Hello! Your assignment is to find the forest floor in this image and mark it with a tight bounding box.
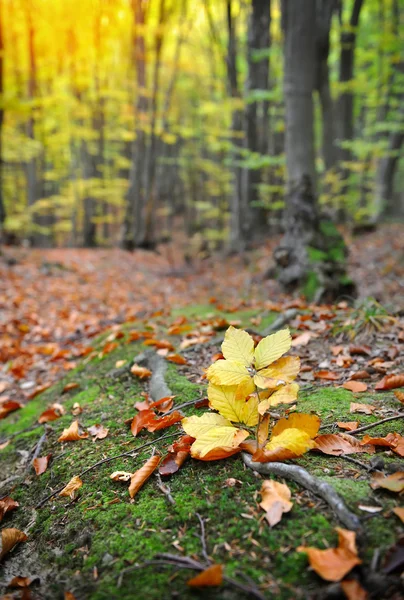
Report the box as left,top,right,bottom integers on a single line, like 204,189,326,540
0,224,403,600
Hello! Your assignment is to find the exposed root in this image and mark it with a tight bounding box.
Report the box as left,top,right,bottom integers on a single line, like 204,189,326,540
134,350,172,401
242,453,362,532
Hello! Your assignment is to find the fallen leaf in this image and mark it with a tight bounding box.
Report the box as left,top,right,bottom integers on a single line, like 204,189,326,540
0,400,22,420
59,476,83,498
375,374,404,391
87,424,109,440
0,497,19,522
291,332,312,346
370,471,404,493
143,339,174,350
394,390,404,403
350,370,370,380
342,381,368,393
298,528,361,582
349,344,371,356
337,421,359,431
313,433,374,455
38,405,64,423
58,420,88,442
159,435,194,476
0,528,27,561
149,395,175,413
63,382,79,393
314,370,339,381
129,455,160,498
130,410,154,436
130,364,152,379
115,359,127,368
360,432,404,457
392,507,404,523
32,454,52,475
146,410,184,432
349,403,375,415
7,575,35,588
259,480,293,527
340,579,368,600
110,471,133,482
165,353,188,365
187,564,223,587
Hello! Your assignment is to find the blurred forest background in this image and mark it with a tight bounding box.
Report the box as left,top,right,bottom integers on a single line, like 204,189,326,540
0,0,402,255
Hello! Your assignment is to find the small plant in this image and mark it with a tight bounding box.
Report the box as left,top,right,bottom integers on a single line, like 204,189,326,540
334,297,396,340
182,326,320,462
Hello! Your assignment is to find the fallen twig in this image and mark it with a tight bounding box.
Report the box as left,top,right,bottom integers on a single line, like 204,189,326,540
242,453,362,532
349,413,404,435
195,513,210,563
155,472,175,505
332,455,372,472
35,430,180,508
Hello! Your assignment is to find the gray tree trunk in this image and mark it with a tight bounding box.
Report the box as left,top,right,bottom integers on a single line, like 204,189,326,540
273,0,354,302
374,129,404,220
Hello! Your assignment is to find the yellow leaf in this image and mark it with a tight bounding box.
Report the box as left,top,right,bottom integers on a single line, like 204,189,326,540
235,378,255,400
254,329,292,371
253,373,282,390
258,383,299,415
59,476,83,499
258,356,300,383
206,360,249,386
265,427,315,455
182,413,233,438
272,413,320,438
208,383,258,426
190,426,249,459
221,326,254,367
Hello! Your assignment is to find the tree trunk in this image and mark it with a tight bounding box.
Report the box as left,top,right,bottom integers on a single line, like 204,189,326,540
243,0,271,238
374,129,404,220
273,0,354,302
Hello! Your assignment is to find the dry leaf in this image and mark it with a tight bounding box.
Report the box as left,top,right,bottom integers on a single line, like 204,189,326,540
129,455,160,498
291,332,312,346
59,476,83,498
0,497,19,522
349,403,375,415
349,345,371,356
165,353,187,365
8,575,35,588
314,370,339,381
130,364,152,379
87,424,109,440
38,405,64,423
159,435,194,476
340,579,368,600
342,381,368,393
0,528,27,561
360,433,404,457
187,564,223,587
146,410,184,432
393,390,404,403
337,421,359,431
370,471,404,493
110,471,133,482
0,400,22,420
32,454,52,475
259,480,293,527
375,374,404,391
148,395,175,413
63,382,79,393
298,528,361,582
130,410,154,436
58,420,89,442
314,433,374,456
392,507,404,523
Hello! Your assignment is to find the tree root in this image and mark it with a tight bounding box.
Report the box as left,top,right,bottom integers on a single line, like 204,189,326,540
242,453,362,532
134,350,172,401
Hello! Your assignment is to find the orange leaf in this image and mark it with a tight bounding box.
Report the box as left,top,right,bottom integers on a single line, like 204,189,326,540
146,411,183,432
314,370,339,381
349,403,375,415
144,339,174,350
392,507,404,523
298,528,361,582
63,382,79,393
149,395,175,413
314,433,375,456
349,345,371,356
165,353,188,365
130,410,155,436
259,480,293,527
87,424,109,440
128,455,160,498
337,421,359,431
32,454,52,475
340,579,368,600
375,374,404,391
8,575,34,588
187,564,223,587
342,381,368,393
159,435,194,476
394,390,404,403
130,364,152,379
58,420,89,442
370,471,404,493
0,528,28,561
38,405,64,423
59,475,83,498
0,497,19,522
0,400,22,420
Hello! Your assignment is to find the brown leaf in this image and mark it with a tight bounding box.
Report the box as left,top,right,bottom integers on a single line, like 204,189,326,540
62,382,79,393
337,421,359,431
59,476,83,498
87,424,109,440
291,332,312,346
298,528,361,582
38,403,65,423
0,497,19,522
187,564,223,587
375,374,404,391
394,390,404,404
110,471,133,482
130,364,152,379
130,410,155,436
0,400,22,420
128,455,160,498
313,433,375,456
342,381,368,393
370,471,404,493
349,345,371,356
143,339,174,350
0,528,27,561
148,395,175,413
340,579,368,600
58,420,89,442
392,507,404,523
259,480,293,527
165,353,188,365
32,454,52,475
159,435,194,476
146,411,183,432
350,403,375,415
314,370,339,381
8,575,35,588
350,370,370,380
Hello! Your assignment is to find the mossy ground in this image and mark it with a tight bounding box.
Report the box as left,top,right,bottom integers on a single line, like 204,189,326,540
1,307,403,600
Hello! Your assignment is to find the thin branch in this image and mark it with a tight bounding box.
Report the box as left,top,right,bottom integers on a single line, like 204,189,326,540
195,513,210,563
35,431,180,508
155,471,175,505
331,454,372,471
349,413,404,435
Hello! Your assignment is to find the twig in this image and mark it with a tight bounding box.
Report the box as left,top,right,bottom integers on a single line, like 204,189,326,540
332,455,372,472
195,513,210,563
349,413,404,435
35,431,180,508
155,472,175,505
26,427,48,473
242,453,362,532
